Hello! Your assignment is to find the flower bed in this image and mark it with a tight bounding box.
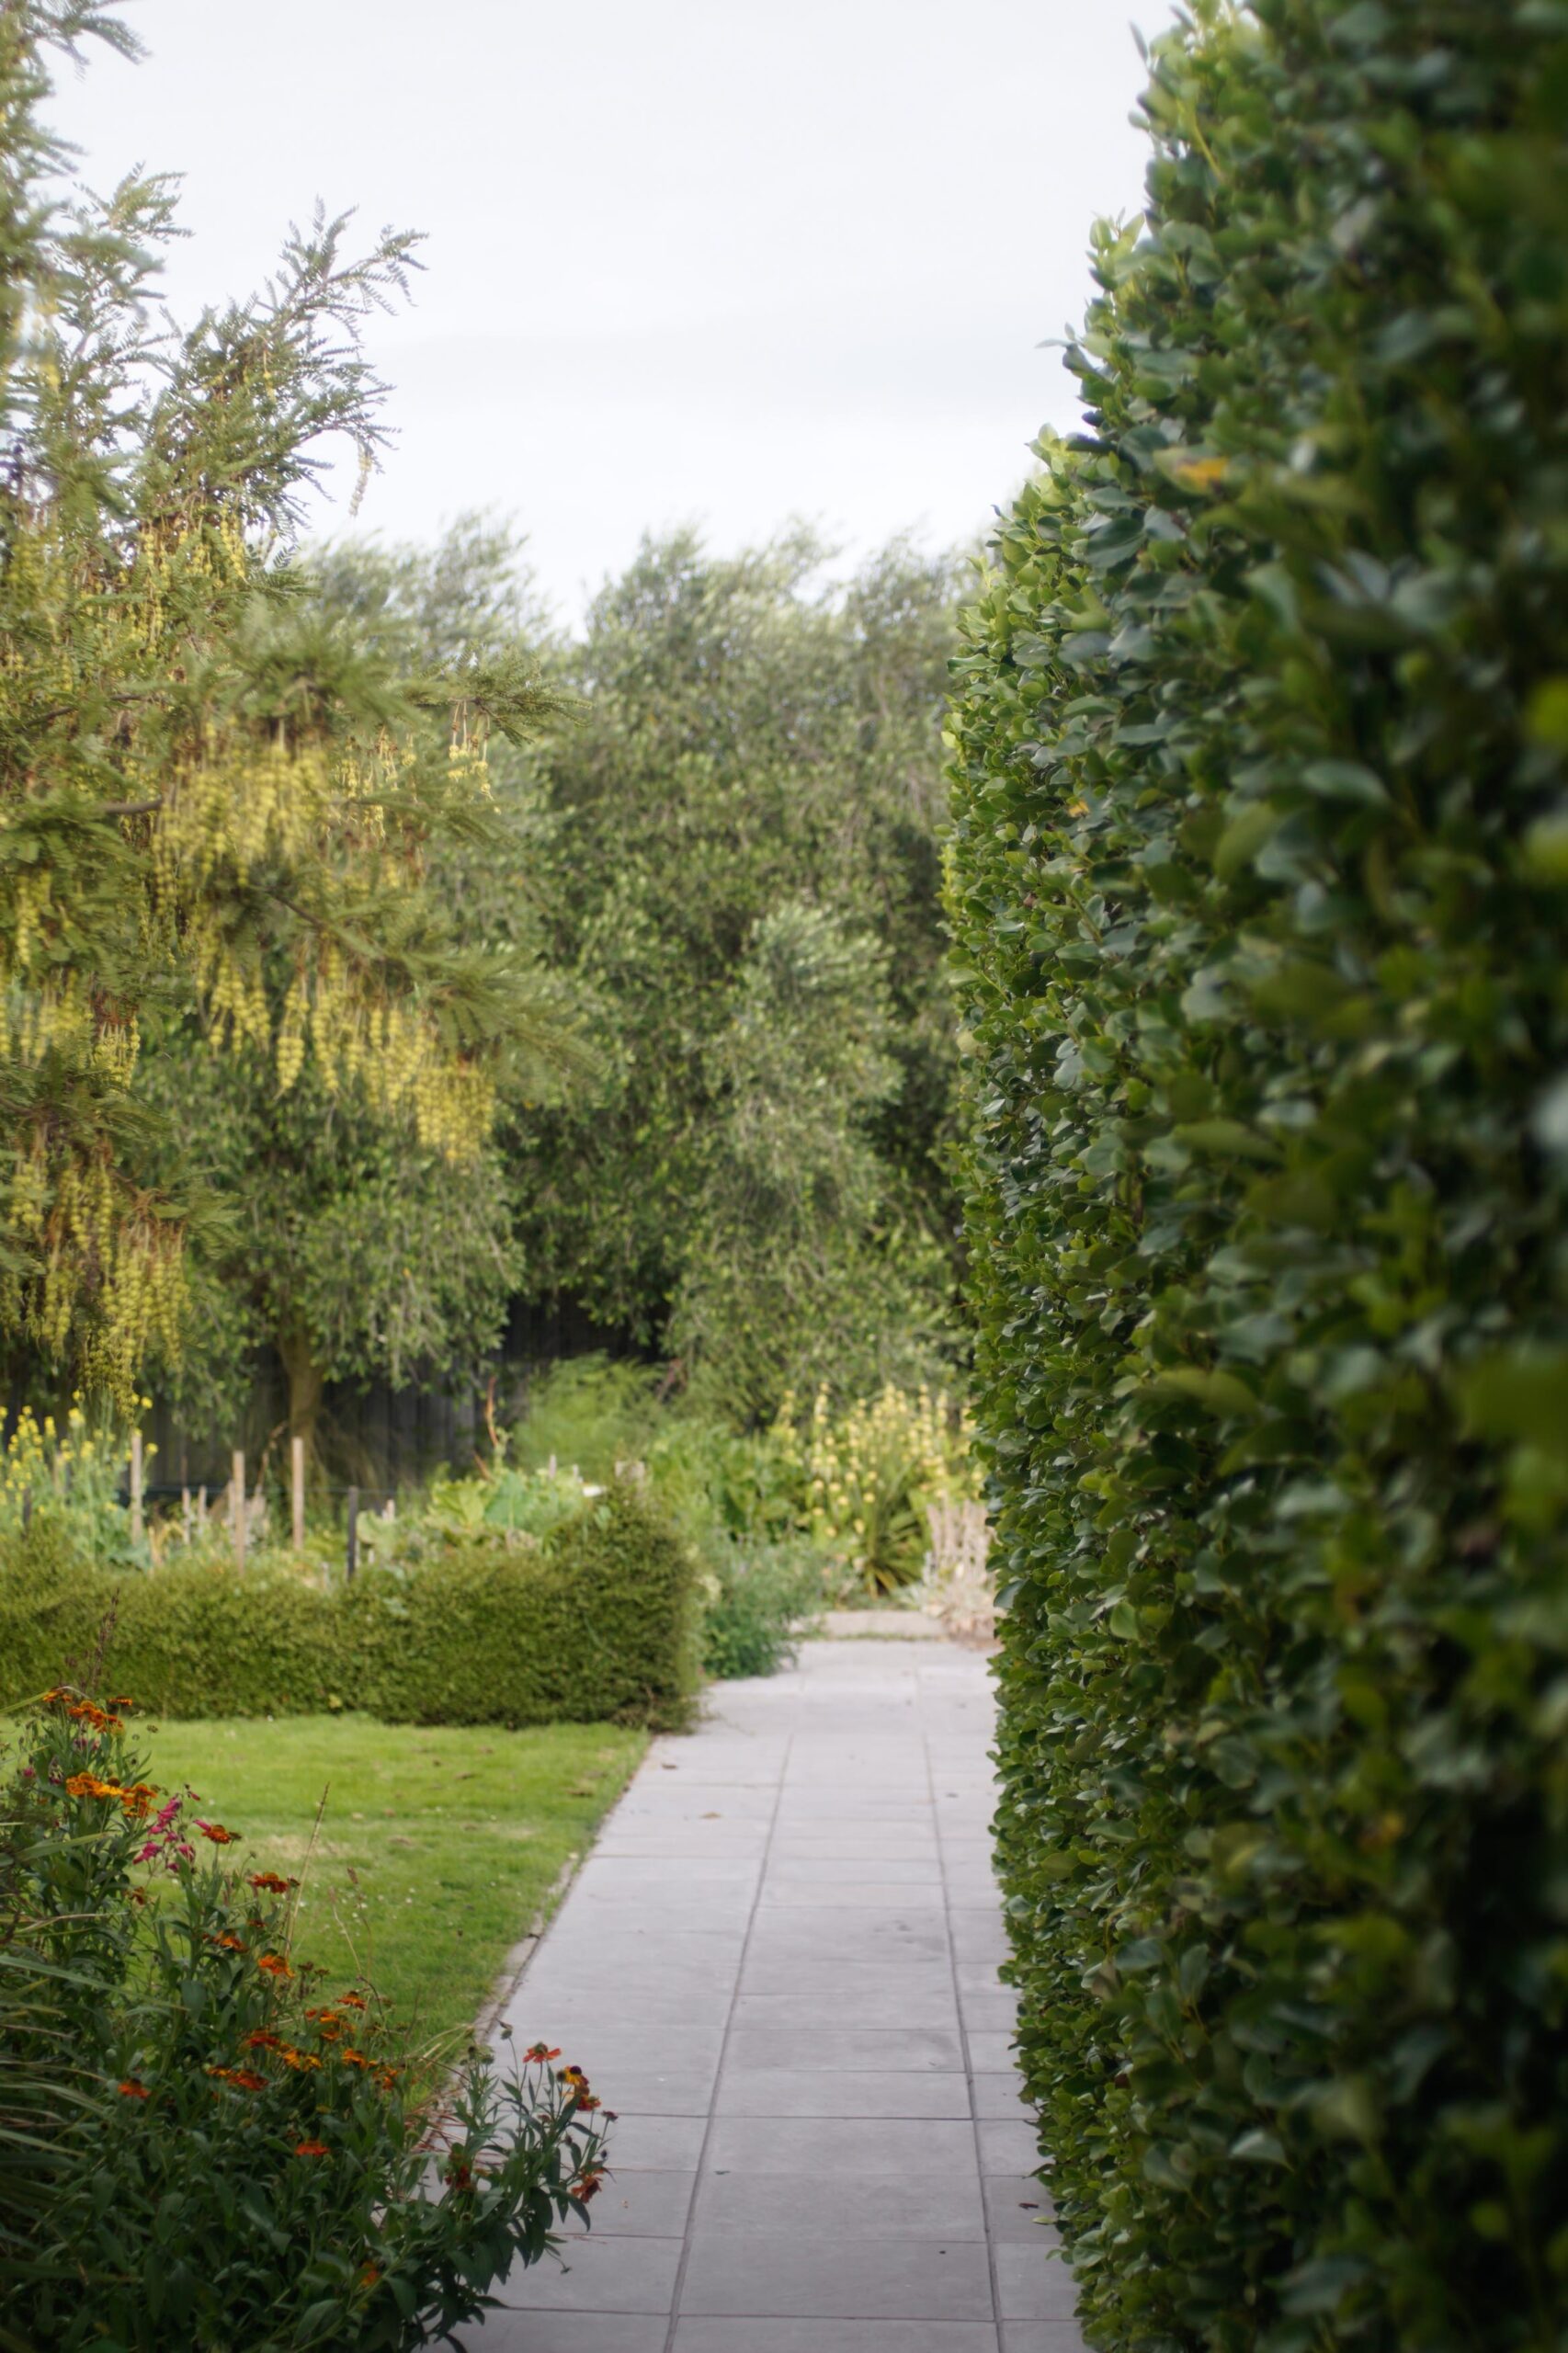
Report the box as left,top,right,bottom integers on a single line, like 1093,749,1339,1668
3,1687,610,2348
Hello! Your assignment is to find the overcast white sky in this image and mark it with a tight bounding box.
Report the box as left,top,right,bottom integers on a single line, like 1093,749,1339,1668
49,1,1171,620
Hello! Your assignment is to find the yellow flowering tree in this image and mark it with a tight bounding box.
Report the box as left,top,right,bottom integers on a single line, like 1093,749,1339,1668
0,5,574,1404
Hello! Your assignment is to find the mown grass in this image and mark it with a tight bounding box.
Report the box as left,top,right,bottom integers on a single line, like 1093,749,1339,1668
141,1715,647,2045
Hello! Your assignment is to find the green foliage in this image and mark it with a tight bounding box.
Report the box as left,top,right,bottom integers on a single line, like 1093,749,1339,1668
699,1540,821,1682
774,1382,978,1595
2,1689,609,2347
0,1482,699,1731
0,15,574,1407
510,529,963,1408
945,6,1568,2348
351,1483,701,1732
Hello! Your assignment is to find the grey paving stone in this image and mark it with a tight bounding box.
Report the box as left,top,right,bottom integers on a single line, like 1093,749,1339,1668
494,2234,681,2313
574,2065,719,2117
995,2242,1082,2322
766,1855,944,1884
707,2116,979,2177
983,2178,1060,2245
769,1834,942,1862
730,1984,960,2029
971,2072,1031,2119
560,2170,697,2238
714,2068,972,2119
725,2025,963,2073
691,2168,985,2241
1001,2328,1089,2352
454,2313,670,2351
745,1907,951,1966
679,2233,994,2320
673,2323,999,2352
736,1957,958,2002
760,1878,948,1910
508,1981,733,2028
597,2113,708,2170
978,2119,1044,2173
960,1989,1022,2033
967,2030,1021,2073
573,1856,763,1891
559,1896,756,1936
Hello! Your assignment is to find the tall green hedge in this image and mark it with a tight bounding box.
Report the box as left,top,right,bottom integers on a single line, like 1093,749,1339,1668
0,1484,699,1731
946,6,1568,2348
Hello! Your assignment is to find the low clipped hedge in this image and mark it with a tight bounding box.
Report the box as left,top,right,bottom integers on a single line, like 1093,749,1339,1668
947,5,1568,2351
0,1482,699,1731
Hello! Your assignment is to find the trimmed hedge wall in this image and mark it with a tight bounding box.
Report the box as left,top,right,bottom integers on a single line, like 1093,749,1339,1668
946,6,1568,2351
0,1483,700,1731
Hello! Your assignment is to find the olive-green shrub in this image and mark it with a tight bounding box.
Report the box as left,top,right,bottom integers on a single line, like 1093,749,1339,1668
945,6,1568,2350
350,1483,701,1729
0,1483,699,1731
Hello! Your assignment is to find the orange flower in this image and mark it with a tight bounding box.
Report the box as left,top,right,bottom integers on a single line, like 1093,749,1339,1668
444,2157,474,2192
574,2167,606,2203
293,2140,330,2158
248,1871,297,1893
205,2066,267,2092
358,2264,381,2290
119,1782,158,1821
66,1772,125,1802
210,1932,246,1954
118,2079,150,2100
196,1821,237,1845
108,1697,135,1711
558,2064,590,2096
256,1952,293,1979
340,2048,369,2069
278,2045,322,2073
375,2066,400,2092
523,2043,561,2063
337,1991,367,2010
40,1687,69,1704
242,2030,283,2052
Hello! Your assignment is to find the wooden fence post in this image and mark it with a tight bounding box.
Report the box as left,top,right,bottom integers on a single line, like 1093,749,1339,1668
130,1430,143,1546
345,1485,359,1581
232,1449,245,1571
290,1437,306,1553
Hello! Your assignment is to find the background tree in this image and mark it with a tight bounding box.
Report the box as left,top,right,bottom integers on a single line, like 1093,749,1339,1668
509,526,963,1407
142,521,575,1455
0,6,570,1407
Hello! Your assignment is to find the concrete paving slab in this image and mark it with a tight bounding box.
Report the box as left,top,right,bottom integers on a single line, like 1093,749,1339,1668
485,1637,1085,2353
713,2068,972,2119
678,2234,994,2320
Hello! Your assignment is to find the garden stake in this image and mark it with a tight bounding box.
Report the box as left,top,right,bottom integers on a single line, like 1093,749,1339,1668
346,1485,358,1581
291,1436,305,1553
232,1450,245,1571
130,1431,142,1546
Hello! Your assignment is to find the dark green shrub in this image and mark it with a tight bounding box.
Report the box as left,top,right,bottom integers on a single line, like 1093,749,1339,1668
946,6,1568,2349
352,1481,701,1731
700,1540,822,1681
0,1483,699,1732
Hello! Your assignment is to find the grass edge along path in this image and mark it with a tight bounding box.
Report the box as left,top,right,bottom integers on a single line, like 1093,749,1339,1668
142,1714,648,2047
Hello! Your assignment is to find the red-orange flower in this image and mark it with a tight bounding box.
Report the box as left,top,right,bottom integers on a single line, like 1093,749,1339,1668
574,2167,607,2203
66,1772,125,1802
340,2048,369,2068
248,1871,297,1893
119,1782,158,1821
523,2043,561,2063
256,1952,294,1979
118,2079,150,2100
210,1932,246,1953
292,2140,330,2157
108,1697,135,1711
337,1990,367,2010
358,2264,381,2290
205,2065,267,2092
242,2030,283,2052
278,2045,321,2073
195,1820,237,1845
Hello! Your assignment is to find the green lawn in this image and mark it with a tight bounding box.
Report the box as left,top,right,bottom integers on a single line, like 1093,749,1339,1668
142,1716,647,2045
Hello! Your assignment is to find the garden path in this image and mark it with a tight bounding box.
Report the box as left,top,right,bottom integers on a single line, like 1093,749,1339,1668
458,1636,1084,2353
